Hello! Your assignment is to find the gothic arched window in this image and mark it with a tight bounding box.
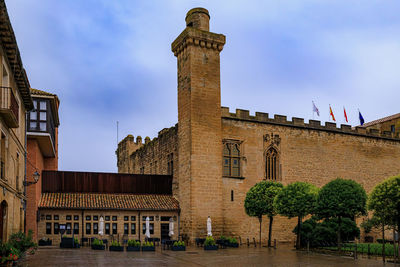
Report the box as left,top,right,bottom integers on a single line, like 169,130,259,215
266,147,279,181
223,143,241,177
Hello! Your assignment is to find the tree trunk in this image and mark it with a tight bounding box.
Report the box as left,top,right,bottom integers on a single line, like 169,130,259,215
296,216,302,250
258,216,262,247
393,227,397,263
337,216,342,251
268,216,273,247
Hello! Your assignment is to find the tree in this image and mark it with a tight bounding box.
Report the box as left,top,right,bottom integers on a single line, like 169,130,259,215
368,175,400,263
244,181,283,246
315,178,367,250
274,182,318,249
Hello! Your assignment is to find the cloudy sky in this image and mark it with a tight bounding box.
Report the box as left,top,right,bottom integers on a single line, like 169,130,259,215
6,0,400,172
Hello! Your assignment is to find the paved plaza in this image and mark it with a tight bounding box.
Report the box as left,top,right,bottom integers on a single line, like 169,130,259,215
17,245,396,267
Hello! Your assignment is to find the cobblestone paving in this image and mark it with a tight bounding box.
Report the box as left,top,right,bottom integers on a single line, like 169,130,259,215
18,245,395,267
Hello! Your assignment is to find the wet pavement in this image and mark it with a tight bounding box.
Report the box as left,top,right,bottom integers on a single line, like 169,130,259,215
19,245,397,267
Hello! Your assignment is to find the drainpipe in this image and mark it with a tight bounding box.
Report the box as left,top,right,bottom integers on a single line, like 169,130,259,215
138,211,141,241
23,111,27,233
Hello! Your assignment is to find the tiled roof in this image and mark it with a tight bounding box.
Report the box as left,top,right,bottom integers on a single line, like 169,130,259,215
39,193,180,211
30,88,57,96
361,113,400,127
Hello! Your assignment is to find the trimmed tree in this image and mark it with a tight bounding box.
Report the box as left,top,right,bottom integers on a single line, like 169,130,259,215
368,175,400,262
315,178,367,250
274,182,318,249
244,181,283,246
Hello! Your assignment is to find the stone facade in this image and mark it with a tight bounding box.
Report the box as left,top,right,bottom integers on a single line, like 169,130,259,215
117,8,400,244
38,209,178,244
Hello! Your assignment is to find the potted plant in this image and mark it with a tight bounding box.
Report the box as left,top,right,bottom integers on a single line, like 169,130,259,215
126,240,141,251
109,241,123,252
73,237,80,248
204,236,218,250
141,241,155,252
227,237,239,248
172,241,186,251
91,239,105,250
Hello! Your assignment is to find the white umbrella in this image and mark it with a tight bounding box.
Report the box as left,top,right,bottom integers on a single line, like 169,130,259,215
145,216,151,238
99,216,104,236
207,216,212,236
168,218,174,237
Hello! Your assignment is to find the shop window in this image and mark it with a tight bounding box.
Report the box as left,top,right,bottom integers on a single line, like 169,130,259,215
105,223,110,235
54,223,59,235
142,223,154,235
124,223,129,235
112,223,117,234
93,223,98,234
73,223,79,234
86,223,91,235
66,223,71,234
46,223,51,234
131,223,136,235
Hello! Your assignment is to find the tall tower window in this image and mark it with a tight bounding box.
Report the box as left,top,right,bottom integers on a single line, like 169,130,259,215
223,142,241,177
266,147,279,181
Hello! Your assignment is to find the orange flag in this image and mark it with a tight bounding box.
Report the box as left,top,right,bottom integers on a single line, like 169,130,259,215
329,105,336,121
344,107,348,123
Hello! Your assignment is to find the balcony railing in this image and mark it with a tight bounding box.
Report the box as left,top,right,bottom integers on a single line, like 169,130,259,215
0,87,19,128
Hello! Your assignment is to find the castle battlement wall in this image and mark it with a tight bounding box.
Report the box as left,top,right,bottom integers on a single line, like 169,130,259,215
221,107,400,141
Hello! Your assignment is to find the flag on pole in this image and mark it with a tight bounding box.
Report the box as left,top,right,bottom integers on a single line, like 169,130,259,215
359,110,365,125
343,107,348,123
312,101,320,116
329,105,336,122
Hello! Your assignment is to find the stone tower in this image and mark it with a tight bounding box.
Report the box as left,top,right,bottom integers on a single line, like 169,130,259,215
172,8,226,239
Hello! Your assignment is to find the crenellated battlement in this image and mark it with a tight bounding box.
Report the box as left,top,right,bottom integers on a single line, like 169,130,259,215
221,107,400,141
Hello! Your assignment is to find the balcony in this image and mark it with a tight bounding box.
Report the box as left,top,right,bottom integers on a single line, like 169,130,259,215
0,87,19,128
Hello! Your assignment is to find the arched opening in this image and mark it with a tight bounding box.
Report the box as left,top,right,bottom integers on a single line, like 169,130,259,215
0,200,7,242
266,147,279,181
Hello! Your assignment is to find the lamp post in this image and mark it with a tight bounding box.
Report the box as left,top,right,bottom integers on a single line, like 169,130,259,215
23,171,40,186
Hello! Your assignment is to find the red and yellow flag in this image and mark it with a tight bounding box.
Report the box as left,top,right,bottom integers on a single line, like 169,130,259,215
329,105,336,121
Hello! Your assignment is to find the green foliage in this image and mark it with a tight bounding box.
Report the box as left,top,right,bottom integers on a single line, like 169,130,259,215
73,237,79,245
92,239,103,246
110,241,121,247
173,241,185,247
294,217,360,247
7,230,36,254
326,243,399,257
361,216,381,233
127,239,140,247
228,237,238,244
274,182,318,218
315,178,367,219
368,175,400,227
142,241,154,247
245,181,283,218
204,236,216,246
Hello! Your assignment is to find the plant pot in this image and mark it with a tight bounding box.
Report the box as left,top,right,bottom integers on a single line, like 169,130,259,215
228,243,239,248
204,245,218,250
172,246,186,251
141,246,155,251
91,244,105,250
109,246,124,251
126,246,141,251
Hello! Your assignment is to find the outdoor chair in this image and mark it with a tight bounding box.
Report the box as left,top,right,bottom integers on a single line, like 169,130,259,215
81,237,89,247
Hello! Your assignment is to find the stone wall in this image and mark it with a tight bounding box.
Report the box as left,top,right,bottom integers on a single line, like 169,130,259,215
219,108,400,243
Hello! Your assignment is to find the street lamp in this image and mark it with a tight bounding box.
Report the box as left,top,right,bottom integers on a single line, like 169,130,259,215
24,171,40,186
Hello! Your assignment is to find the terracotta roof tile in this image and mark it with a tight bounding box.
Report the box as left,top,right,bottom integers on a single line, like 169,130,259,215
361,113,400,127
30,88,57,96
39,193,180,211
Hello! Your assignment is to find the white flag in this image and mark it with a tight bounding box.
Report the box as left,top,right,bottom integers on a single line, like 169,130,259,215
312,101,320,116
